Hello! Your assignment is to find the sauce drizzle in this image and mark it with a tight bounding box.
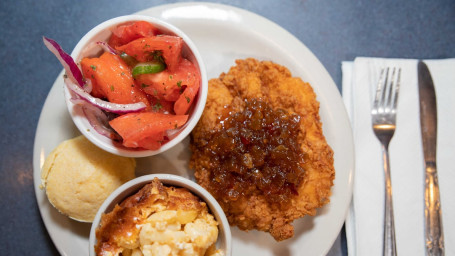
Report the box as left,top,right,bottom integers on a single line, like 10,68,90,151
195,99,305,205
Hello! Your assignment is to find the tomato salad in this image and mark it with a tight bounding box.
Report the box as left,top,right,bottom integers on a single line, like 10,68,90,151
44,21,201,150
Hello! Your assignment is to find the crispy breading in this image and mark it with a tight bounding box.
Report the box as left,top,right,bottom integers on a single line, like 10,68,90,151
190,58,335,241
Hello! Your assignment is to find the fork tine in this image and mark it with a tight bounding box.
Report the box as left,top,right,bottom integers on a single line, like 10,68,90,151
373,68,388,111
385,68,398,109
383,68,395,111
390,68,401,113
380,68,391,111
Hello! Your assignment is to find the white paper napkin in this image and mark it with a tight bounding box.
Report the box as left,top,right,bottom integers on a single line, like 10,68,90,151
342,57,455,256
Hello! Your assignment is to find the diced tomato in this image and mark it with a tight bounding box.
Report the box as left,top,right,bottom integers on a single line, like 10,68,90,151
108,21,159,48
147,95,174,114
109,112,188,150
135,134,164,150
80,52,150,107
135,58,199,103
116,36,183,71
80,58,104,98
174,84,199,115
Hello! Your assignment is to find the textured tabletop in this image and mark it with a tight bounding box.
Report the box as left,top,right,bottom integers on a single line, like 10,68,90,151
1,0,454,255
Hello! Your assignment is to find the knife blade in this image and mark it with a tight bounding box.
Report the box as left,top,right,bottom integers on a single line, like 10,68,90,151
418,61,444,256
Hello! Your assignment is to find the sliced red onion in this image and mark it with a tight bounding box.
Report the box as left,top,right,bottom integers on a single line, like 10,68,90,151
43,36,84,87
64,78,146,114
71,98,122,139
70,97,86,105
83,78,93,94
80,102,121,140
96,41,118,55
165,128,182,140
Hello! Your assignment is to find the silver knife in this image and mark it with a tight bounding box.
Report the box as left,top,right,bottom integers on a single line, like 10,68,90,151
418,61,444,256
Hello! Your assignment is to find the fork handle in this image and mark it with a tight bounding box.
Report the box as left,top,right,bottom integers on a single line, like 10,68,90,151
382,144,397,256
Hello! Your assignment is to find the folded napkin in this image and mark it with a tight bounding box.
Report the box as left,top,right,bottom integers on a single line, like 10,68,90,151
342,57,455,256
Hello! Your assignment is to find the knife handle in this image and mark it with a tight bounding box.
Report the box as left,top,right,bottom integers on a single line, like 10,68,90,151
425,163,444,256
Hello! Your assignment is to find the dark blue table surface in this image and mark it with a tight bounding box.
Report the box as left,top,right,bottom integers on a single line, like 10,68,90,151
1,0,454,255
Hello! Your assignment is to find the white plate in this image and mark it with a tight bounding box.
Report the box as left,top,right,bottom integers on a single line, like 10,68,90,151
33,2,354,255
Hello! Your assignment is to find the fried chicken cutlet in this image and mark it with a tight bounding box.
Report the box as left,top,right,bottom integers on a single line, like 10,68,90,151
189,58,335,241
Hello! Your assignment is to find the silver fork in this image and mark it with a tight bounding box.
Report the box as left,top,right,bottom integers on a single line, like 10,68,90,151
371,67,401,256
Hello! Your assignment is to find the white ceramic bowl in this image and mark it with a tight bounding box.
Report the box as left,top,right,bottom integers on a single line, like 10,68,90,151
65,15,207,157
89,174,231,256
